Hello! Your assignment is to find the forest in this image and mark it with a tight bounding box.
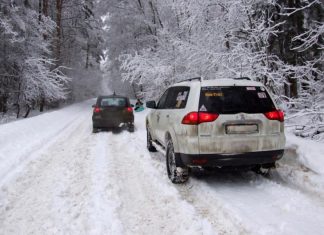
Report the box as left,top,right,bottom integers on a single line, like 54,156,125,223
0,0,323,139
0,0,104,118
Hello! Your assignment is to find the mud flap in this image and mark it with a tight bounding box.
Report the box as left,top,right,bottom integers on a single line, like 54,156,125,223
174,153,185,167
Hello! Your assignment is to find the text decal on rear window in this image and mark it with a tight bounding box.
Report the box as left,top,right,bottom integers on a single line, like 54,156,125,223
205,92,223,97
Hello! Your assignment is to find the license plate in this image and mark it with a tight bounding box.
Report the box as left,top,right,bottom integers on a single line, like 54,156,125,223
226,124,258,134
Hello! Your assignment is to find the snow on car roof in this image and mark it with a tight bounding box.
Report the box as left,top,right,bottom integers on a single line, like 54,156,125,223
176,78,263,87
201,79,263,87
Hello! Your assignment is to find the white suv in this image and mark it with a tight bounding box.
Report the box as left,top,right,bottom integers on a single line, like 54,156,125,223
146,77,285,183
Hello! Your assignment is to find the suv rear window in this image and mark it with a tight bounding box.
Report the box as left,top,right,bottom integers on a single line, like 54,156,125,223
99,98,127,107
199,86,276,114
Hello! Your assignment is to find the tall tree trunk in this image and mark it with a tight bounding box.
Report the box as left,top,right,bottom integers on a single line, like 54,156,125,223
24,0,30,7
0,95,8,113
24,105,31,118
16,82,21,118
85,42,90,69
38,0,42,22
43,0,48,16
39,96,45,112
39,0,49,112
55,0,63,67
42,0,48,43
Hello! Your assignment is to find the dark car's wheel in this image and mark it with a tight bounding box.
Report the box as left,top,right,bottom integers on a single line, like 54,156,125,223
146,126,157,152
128,123,135,132
92,127,99,133
166,139,189,184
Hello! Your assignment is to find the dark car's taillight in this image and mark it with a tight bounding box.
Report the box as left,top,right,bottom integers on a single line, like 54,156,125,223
126,107,133,112
182,112,219,125
264,110,284,122
94,107,101,113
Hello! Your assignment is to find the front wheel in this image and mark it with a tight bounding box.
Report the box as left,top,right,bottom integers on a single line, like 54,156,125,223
166,139,189,184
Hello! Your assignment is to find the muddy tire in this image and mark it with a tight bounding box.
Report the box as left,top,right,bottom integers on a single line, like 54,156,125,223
252,163,275,176
128,123,135,133
166,139,189,184
146,127,157,152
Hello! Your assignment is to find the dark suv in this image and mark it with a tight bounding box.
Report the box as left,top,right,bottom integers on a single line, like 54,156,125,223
92,94,134,133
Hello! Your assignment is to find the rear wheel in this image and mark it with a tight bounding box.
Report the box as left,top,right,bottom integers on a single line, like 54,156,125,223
166,139,189,184
252,163,275,176
146,127,157,152
128,123,135,132
92,127,99,133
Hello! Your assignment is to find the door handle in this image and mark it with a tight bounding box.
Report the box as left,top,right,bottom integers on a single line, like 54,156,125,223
166,115,169,118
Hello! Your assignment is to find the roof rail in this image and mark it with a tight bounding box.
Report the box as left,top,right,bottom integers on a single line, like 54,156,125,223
177,77,201,83
234,77,251,81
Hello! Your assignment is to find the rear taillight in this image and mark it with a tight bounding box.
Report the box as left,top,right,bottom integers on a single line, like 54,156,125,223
94,107,101,113
199,112,219,123
182,112,199,125
264,110,284,122
126,107,133,112
182,112,219,125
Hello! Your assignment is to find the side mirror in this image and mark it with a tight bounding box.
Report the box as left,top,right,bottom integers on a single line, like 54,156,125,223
131,104,134,107
92,104,96,108
146,101,156,109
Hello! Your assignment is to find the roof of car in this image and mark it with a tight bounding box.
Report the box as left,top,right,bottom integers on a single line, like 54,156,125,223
175,78,264,87
98,94,129,99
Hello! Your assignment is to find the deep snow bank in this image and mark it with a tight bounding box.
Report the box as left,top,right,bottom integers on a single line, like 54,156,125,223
285,133,324,175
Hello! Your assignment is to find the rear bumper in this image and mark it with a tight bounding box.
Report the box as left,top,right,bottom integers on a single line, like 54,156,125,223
175,150,284,167
92,117,134,128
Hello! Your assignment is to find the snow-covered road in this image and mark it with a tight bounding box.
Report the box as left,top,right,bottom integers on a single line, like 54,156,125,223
1,100,324,235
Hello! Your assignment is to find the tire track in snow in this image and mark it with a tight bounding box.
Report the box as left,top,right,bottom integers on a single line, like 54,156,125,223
87,132,124,234
147,141,324,234
176,170,324,235
104,130,216,235
148,151,250,235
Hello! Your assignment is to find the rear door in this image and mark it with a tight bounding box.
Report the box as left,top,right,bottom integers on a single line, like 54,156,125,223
158,86,190,146
100,97,128,126
150,89,169,142
198,86,282,154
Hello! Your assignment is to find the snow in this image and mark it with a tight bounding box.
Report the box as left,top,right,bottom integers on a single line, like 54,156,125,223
285,133,324,175
1,100,324,234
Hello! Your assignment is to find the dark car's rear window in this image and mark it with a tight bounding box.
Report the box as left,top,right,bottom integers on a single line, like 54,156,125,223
99,97,127,107
199,86,276,114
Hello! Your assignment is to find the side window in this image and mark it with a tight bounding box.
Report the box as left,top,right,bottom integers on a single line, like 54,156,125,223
164,86,190,109
157,89,169,109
